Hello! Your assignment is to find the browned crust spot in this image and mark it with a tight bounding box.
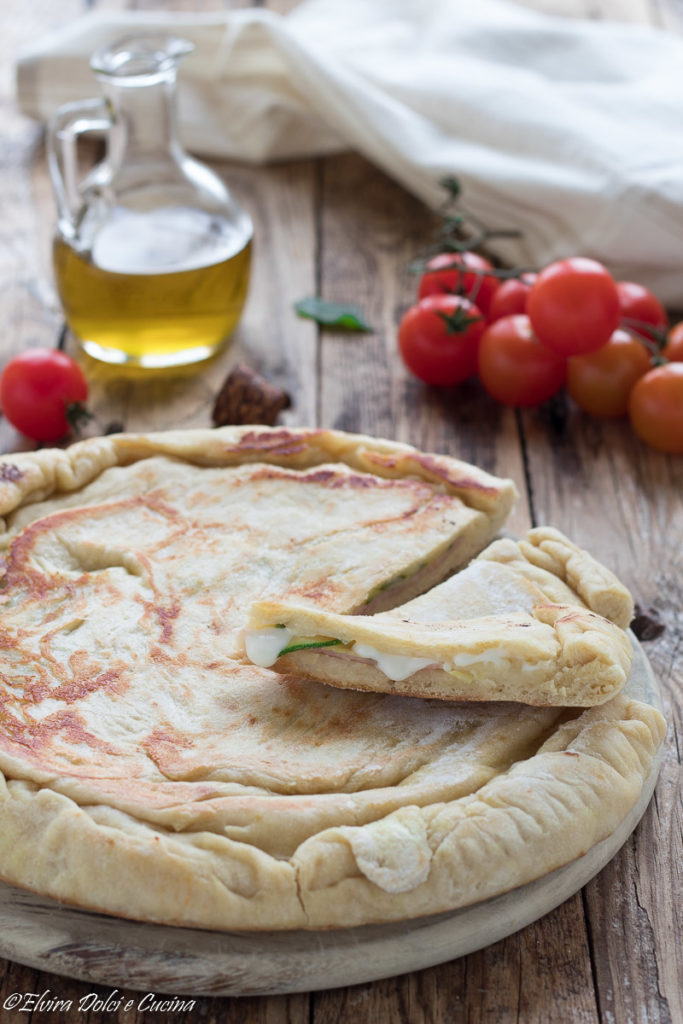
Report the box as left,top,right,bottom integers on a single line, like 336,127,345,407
226,429,324,457
365,451,500,496
0,464,25,483
246,465,422,492
0,705,117,758
142,726,194,770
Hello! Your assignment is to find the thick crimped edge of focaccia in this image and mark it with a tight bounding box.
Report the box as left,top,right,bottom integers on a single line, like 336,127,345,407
244,528,634,707
493,527,633,630
0,693,665,929
0,426,516,531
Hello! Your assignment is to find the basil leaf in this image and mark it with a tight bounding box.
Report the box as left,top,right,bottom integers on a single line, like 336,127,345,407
279,639,343,655
294,297,373,332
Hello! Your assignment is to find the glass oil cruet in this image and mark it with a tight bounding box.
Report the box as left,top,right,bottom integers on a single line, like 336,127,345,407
47,35,253,369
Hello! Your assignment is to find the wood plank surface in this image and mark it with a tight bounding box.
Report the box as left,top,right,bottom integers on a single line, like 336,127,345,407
0,0,680,1021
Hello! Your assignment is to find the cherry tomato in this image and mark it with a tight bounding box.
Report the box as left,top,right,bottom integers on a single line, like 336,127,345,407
567,329,652,419
478,315,567,407
628,363,683,454
527,257,620,357
616,281,667,341
662,321,683,363
0,348,89,442
398,294,485,386
417,251,500,317
487,273,537,323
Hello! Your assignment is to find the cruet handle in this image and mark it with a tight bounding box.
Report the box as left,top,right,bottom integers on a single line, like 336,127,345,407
47,97,114,233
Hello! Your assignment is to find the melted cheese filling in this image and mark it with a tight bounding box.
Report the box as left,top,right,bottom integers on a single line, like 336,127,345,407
448,646,510,668
352,643,435,681
245,628,514,683
244,627,292,667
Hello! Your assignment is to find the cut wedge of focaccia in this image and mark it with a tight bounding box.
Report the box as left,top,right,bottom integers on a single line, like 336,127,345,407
244,528,634,707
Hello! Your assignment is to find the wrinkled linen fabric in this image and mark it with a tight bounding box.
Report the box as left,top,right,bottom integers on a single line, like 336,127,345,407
16,0,683,301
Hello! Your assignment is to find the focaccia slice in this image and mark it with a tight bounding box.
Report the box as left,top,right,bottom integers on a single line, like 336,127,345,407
244,528,634,707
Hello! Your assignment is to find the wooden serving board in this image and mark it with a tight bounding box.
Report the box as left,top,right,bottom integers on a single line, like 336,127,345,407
0,636,663,998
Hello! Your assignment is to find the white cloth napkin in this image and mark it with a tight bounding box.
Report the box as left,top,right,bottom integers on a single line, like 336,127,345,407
16,0,683,304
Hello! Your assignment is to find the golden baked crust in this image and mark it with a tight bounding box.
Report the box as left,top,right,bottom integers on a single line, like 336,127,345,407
245,529,634,706
0,427,665,930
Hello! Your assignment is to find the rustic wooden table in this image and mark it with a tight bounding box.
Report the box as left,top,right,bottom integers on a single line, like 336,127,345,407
0,0,680,1021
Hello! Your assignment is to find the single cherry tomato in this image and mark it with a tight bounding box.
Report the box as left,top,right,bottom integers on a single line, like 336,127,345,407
398,294,485,386
662,321,683,362
478,314,567,407
567,329,652,419
417,251,501,317
0,348,89,442
616,281,668,342
527,257,620,357
628,363,683,454
487,273,537,323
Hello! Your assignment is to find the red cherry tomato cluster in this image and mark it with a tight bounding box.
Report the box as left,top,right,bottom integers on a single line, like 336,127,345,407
398,252,683,454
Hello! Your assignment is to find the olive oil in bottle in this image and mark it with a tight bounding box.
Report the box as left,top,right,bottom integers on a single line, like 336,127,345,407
53,206,252,367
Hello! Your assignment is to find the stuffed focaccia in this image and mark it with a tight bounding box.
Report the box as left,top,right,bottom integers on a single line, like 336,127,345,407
244,528,634,707
0,427,665,932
